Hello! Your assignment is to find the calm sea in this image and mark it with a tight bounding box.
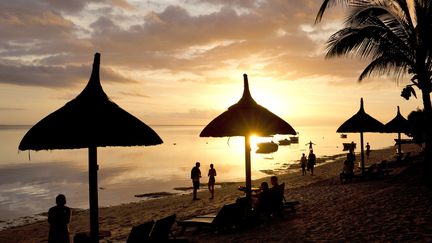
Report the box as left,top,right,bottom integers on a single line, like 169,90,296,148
0,124,403,222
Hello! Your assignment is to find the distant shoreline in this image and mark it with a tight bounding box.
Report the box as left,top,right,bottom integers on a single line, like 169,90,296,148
0,124,207,128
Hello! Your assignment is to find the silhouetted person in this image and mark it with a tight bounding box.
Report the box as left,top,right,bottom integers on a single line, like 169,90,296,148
347,148,356,168
300,153,307,176
366,142,371,159
306,141,316,151
48,194,71,243
191,162,201,200
341,149,356,183
350,141,356,151
253,182,271,216
269,176,283,216
208,163,217,199
307,150,316,175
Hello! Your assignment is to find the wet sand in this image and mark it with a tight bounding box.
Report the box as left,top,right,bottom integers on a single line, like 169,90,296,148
1,144,430,242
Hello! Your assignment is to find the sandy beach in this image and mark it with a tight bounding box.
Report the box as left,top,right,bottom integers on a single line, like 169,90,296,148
0,144,430,242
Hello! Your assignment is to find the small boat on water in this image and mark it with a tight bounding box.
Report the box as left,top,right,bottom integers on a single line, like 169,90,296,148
342,142,356,151
278,138,291,146
290,133,299,144
256,142,278,154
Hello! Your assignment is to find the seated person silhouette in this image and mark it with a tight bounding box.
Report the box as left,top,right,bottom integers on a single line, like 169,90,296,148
48,194,71,243
269,176,284,217
340,149,355,183
253,182,272,217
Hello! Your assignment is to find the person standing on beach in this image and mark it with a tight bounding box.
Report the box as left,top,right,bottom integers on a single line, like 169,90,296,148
48,194,71,243
300,153,307,176
191,162,201,200
308,150,316,176
366,142,371,159
208,164,217,199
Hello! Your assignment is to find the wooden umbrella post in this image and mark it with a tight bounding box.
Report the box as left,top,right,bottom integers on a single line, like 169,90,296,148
89,146,99,242
398,132,402,159
245,135,252,201
360,132,365,176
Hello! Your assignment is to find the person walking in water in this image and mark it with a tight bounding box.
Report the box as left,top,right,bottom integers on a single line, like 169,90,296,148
208,163,217,199
300,153,307,176
191,162,201,200
48,194,71,243
306,141,316,151
307,150,317,176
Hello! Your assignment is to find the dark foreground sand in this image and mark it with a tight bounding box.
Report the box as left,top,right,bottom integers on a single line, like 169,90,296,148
1,144,430,242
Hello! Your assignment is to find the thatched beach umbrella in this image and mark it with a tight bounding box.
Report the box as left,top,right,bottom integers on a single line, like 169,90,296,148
337,98,384,175
19,53,163,242
384,106,408,158
200,74,296,200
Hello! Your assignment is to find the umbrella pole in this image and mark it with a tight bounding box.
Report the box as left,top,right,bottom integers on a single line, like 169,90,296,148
89,146,99,242
245,135,252,201
398,132,402,160
360,132,365,176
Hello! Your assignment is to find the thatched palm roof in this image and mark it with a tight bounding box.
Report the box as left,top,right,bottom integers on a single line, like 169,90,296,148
337,98,384,133
19,53,162,150
200,74,296,137
384,106,408,133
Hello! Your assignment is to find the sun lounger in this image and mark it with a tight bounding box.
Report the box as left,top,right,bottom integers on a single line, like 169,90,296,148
177,203,241,232
127,220,154,243
279,183,300,213
395,152,412,165
127,215,188,242
149,214,177,241
195,213,217,218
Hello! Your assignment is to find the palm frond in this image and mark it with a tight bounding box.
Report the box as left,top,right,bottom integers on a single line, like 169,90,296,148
325,25,398,59
391,0,415,29
358,55,410,81
315,0,352,23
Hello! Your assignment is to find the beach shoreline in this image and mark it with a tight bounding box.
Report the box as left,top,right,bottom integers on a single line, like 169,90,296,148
0,144,427,242
0,149,348,232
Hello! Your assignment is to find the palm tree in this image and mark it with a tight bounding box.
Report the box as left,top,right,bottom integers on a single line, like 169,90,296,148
315,0,432,181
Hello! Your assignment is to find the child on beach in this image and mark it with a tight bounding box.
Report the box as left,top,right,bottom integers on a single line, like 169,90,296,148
191,162,201,200
208,164,217,199
300,153,307,176
48,194,71,243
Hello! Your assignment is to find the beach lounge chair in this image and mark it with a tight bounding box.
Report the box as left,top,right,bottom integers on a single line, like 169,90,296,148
177,203,241,232
127,215,188,242
149,214,178,242
278,183,300,213
396,152,412,165
126,220,154,243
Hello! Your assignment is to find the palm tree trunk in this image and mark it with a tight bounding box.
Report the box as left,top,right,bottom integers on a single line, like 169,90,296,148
421,88,432,185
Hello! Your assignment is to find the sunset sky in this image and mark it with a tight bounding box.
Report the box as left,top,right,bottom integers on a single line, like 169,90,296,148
0,0,423,126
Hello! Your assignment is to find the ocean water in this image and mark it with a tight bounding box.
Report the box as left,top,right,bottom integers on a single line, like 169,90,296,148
0,125,404,222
